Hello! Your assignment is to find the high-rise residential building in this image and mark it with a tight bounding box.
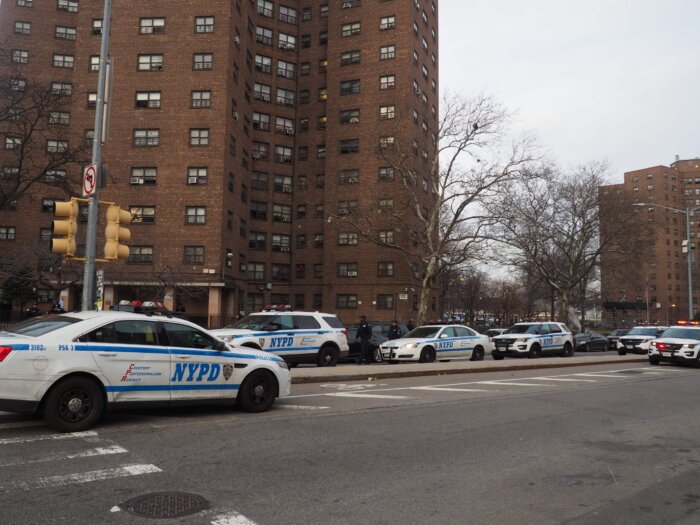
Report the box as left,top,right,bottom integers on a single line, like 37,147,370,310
0,0,440,326
599,158,700,327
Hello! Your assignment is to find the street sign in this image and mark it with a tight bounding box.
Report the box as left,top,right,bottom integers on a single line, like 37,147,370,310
82,164,97,196
399,293,408,300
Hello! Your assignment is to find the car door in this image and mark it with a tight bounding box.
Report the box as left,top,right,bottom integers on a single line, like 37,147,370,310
453,326,474,358
291,314,323,359
80,320,170,403
436,327,458,357
263,314,297,357
546,324,564,353
163,322,225,401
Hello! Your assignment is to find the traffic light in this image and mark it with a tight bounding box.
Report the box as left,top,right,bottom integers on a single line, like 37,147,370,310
104,204,131,260
50,199,79,256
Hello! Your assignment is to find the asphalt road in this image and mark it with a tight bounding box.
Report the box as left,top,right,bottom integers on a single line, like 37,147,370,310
1,362,699,524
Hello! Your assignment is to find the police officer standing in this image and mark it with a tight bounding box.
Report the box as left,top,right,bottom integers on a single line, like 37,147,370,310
388,320,402,340
357,315,372,364
406,319,415,332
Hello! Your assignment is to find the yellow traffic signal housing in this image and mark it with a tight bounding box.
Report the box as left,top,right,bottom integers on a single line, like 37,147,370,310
104,204,131,260
50,200,79,256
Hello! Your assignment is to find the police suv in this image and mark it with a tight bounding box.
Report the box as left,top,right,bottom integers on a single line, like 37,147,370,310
648,321,700,367
0,311,291,432
211,308,349,367
491,322,575,359
617,325,667,355
379,324,490,363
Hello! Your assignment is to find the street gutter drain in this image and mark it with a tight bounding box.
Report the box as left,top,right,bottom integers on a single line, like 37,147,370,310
122,492,209,519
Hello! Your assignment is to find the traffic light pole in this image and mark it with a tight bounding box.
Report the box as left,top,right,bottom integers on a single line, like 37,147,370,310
81,0,112,311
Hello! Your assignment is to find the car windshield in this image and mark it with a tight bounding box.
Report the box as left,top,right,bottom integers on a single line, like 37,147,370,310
627,327,658,336
575,333,591,340
225,314,278,330
3,315,81,337
661,328,700,340
610,329,628,336
504,324,541,335
405,326,441,338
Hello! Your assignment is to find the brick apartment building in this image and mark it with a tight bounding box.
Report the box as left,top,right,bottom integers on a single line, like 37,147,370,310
0,0,440,326
600,158,700,327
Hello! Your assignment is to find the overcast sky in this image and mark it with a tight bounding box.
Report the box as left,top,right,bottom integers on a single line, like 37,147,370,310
439,0,700,182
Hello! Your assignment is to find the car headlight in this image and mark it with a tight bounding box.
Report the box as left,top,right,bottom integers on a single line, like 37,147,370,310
277,360,289,370
401,343,418,349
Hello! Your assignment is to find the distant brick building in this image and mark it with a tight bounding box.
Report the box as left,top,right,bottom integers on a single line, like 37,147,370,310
599,158,700,327
0,0,440,326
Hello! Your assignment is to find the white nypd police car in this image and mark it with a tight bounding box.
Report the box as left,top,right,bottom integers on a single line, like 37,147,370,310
648,322,700,367
0,311,291,432
211,309,349,367
379,324,490,363
491,322,575,359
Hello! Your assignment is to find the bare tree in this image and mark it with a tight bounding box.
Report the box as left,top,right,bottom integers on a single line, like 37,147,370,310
0,45,88,209
492,162,642,326
335,93,541,323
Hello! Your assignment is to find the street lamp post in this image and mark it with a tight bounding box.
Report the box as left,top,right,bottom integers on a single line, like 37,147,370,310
633,202,700,320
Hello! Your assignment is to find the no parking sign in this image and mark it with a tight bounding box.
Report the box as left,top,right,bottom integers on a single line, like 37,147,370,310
82,164,97,196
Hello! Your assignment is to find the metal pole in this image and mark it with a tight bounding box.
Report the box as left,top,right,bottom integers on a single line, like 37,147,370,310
81,0,112,311
687,208,694,319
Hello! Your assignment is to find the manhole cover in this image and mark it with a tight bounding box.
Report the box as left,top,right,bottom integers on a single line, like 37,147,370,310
122,492,209,519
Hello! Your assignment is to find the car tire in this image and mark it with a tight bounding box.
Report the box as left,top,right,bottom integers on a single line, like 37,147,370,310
419,346,436,363
236,370,277,412
317,345,339,367
471,346,485,361
373,348,383,363
561,343,574,358
649,356,660,365
618,350,627,356
528,345,542,359
584,343,590,352
493,354,505,360
43,376,105,433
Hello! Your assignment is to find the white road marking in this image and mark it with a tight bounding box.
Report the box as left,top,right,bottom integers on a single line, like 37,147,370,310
0,445,128,468
278,404,330,410
528,377,597,382
574,373,626,378
0,421,46,430
410,386,495,392
211,512,259,525
0,431,98,446
325,393,411,400
110,506,121,513
0,463,161,492
477,381,555,387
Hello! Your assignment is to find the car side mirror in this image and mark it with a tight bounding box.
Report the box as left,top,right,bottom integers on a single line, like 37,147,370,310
214,340,227,351
440,334,449,339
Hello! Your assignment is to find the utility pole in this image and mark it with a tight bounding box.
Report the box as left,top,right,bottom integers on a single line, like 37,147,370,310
81,0,112,311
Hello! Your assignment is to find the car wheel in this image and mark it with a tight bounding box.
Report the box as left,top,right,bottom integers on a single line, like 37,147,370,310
237,370,277,412
373,348,383,363
43,376,104,433
561,343,574,358
471,346,485,361
528,345,542,359
317,345,339,367
419,346,436,363
649,356,660,365
618,350,627,356
493,354,505,360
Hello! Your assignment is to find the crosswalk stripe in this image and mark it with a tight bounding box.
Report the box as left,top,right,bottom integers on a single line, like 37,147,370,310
278,404,330,410
0,445,128,468
574,373,625,378
410,386,494,392
325,393,411,399
529,377,597,382
477,381,555,387
0,431,98,446
211,511,259,525
0,463,161,493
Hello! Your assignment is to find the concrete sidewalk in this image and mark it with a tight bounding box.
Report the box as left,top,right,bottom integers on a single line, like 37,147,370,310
290,354,648,384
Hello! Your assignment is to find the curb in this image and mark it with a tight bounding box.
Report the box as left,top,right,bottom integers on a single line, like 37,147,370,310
290,357,648,384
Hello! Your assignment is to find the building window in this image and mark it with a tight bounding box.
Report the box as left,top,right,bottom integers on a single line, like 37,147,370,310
339,140,359,154
276,88,295,106
57,0,78,12
140,17,165,34
14,21,31,35
338,200,358,215
378,198,394,212
92,19,102,35
341,22,361,37
16,0,33,6
189,128,210,146
55,26,76,40
378,262,394,277
130,167,157,185
337,263,358,277
88,55,100,72
319,31,328,44
279,5,297,24
195,16,214,33
271,234,291,252
379,230,394,244
274,174,293,192
275,145,294,164
256,26,273,45
248,262,265,280
379,166,394,181
135,91,161,108
46,140,68,153
253,82,271,102
380,45,395,60
133,129,159,147
185,207,206,225
340,109,360,124
379,105,395,120
128,246,154,264
191,90,211,108
272,204,292,222
0,227,16,241
302,7,312,20
380,15,396,30
338,232,358,245
10,78,26,92
87,92,97,109
193,53,213,70
249,232,266,250
250,201,268,220
5,136,21,150
276,116,294,134
379,136,395,149
48,111,70,125
256,0,273,17
138,54,163,71
380,74,395,90
255,54,272,73
187,167,208,185
279,33,296,50
340,79,360,95
130,206,155,224
340,50,361,66
251,171,268,190
52,54,74,68
377,294,394,309
184,246,204,264
51,81,72,95
336,294,358,309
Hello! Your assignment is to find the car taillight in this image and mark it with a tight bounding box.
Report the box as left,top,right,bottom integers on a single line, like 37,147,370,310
341,329,348,337
0,346,12,362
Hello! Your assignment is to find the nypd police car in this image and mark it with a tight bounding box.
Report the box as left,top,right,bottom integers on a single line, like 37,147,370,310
491,322,574,359
211,309,349,367
617,325,667,355
379,324,490,363
0,311,291,432
648,321,700,367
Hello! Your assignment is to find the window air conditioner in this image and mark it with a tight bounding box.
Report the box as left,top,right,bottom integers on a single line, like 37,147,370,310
129,177,142,184
348,177,358,183
347,271,357,277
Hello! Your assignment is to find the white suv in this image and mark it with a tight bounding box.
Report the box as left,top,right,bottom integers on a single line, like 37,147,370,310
648,323,700,367
211,310,349,367
617,325,667,355
492,322,574,359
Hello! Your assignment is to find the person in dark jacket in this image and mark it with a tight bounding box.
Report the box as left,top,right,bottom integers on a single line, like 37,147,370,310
356,315,372,364
406,319,416,332
388,320,402,340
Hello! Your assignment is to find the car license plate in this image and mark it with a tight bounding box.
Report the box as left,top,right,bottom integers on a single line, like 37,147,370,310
626,345,633,349
661,351,672,355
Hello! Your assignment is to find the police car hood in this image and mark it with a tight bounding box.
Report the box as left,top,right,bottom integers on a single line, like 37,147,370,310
653,337,700,347
211,328,263,337
384,337,437,346
493,333,539,341
620,334,656,341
